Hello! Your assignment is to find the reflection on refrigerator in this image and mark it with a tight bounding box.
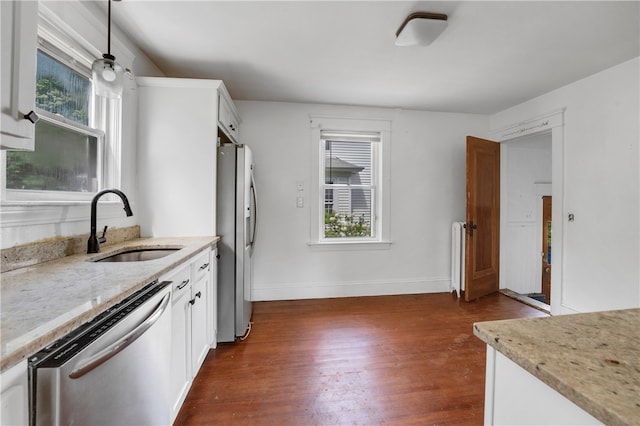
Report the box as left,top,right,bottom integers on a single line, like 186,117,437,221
217,143,257,342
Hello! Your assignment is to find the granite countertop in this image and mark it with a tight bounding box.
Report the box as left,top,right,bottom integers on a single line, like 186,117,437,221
0,236,219,372
474,309,640,426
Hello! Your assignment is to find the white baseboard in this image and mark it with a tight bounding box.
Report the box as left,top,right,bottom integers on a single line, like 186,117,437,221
251,277,451,301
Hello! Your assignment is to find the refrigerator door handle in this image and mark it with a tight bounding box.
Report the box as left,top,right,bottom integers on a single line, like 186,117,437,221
250,168,258,247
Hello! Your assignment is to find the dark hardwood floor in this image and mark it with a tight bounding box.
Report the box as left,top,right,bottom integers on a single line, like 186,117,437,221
175,292,546,425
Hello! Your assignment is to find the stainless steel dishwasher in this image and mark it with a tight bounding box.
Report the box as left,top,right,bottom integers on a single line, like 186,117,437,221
28,280,172,426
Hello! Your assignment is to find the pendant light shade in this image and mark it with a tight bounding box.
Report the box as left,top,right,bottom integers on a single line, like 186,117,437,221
92,0,123,99
92,53,124,98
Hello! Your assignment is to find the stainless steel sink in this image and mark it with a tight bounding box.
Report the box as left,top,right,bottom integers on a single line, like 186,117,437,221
95,248,180,262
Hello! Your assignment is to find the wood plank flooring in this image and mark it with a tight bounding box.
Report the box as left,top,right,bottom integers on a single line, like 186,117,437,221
175,292,546,425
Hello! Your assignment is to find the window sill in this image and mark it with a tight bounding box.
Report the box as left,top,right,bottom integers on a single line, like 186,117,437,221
2,200,90,207
307,240,392,251
1,199,125,208
1,200,132,228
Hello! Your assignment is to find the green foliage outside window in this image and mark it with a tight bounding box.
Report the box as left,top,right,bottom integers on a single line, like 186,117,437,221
324,211,371,238
35,76,88,124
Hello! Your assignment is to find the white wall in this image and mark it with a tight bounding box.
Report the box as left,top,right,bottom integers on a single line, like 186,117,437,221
491,57,640,312
502,135,552,295
236,101,488,300
0,1,164,249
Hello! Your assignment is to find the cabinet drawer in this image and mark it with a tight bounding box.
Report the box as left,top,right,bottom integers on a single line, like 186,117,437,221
162,264,191,295
192,250,211,282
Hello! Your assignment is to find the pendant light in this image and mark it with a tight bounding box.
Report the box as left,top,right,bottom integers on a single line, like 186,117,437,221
92,0,124,99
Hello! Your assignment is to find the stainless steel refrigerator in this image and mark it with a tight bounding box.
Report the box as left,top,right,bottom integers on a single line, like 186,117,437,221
217,143,257,342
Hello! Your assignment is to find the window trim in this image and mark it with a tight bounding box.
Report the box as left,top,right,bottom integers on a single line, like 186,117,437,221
309,115,392,247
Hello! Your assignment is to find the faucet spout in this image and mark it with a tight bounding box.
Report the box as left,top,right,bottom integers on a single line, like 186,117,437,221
88,189,133,254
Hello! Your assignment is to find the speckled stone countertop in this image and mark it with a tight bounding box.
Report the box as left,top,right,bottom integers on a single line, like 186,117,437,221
474,309,640,426
0,236,219,372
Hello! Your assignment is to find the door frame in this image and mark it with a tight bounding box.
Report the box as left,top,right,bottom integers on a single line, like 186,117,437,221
490,109,568,315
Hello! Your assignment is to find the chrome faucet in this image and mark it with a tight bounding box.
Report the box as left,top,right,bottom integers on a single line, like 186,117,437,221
87,189,133,254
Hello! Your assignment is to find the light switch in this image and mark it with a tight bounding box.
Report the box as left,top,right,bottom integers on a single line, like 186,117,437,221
296,196,304,208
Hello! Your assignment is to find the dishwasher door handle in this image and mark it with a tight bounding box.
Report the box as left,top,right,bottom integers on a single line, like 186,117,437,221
69,292,171,379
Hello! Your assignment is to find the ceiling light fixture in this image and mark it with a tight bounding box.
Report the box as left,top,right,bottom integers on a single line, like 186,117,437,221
92,0,124,99
395,12,448,47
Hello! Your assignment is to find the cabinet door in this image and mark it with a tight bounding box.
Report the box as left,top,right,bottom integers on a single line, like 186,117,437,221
218,92,240,143
168,265,192,422
193,249,216,347
1,0,38,150
0,360,28,426
190,272,209,376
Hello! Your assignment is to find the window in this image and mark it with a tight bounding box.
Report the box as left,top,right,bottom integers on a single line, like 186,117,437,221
322,133,378,239
3,20,121,202
310,116,391,246
6,49,102,194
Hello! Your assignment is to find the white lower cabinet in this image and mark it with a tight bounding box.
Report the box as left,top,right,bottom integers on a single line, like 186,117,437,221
169,263,192,420
0,359,28,425
167,247,217,423
484,347,601,425
190,250,211,375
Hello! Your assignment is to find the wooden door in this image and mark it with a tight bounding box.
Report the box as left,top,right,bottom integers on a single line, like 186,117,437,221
541,196,552,304
465,136,500,301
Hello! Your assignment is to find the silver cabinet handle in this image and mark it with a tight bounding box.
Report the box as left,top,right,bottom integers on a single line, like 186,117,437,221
199,262,209,271
177,279,189,290
189,291,202,306
68,292,171,379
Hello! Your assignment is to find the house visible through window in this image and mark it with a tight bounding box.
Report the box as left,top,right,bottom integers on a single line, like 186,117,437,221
321,131,379,240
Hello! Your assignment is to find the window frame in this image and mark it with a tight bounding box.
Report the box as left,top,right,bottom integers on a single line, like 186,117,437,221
321,135,379,241
309,116,392,248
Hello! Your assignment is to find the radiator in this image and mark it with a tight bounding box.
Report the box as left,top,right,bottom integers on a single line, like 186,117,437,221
451,222,466,297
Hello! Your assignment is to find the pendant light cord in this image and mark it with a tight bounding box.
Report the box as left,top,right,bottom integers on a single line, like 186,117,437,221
107,0,112,55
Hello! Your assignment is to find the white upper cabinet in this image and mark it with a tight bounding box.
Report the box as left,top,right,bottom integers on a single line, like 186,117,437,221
1,0,38,151
217,85,241,144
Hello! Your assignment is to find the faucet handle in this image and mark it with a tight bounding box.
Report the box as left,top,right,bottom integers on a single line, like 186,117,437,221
98,226,108,244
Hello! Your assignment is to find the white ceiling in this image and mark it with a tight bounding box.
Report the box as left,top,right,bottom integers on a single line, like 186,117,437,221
110,1,640,114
